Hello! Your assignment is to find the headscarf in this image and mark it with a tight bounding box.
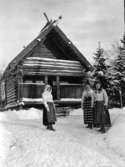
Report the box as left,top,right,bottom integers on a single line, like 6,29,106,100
44,84,52,93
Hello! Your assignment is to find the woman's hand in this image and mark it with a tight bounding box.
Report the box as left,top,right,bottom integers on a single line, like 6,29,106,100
104,105,108,110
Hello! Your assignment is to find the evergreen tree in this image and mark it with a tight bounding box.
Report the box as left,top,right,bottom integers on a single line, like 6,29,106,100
93,42,110,91
93,41,125,107
113,48,125,85
111,44,125,107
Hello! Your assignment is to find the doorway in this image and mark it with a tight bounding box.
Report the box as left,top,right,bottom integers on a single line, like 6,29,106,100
48,76,57,100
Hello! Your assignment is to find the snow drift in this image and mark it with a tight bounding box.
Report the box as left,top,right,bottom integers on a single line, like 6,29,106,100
0,107,125,167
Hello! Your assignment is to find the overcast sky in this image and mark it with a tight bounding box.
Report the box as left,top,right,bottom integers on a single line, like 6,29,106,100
0,0,124,71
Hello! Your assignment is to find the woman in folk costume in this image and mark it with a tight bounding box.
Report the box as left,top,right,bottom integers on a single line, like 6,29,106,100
42,84,57,131
94,81,111,133
81,81,94,129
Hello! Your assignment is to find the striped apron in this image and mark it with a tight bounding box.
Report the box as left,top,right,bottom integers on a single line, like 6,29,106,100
83,96,93,124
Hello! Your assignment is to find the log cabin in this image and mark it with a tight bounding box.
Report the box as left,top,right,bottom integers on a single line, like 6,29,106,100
0,21,92,110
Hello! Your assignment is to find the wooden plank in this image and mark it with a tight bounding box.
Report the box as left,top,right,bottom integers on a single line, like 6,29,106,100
24,70,84,76
23,68,83,74
23,71,85,76
7,98,16,103
5,102,19,109
7,96,16,101
6,87,15,91
17,76,23,102
7,92,16,98
6,92,16,97
23,64,83,71
6,87,15,92
26,57,81,64
6,91,16,95
7,99,16,104
7,93,16,98
23,61,81,68
60,83,83,86
23,67,83,73
7,95,16,99
6,90,15,94
19,83,45,85
23,63,83,70
23,63,82,69
6,79,17,107
23,63,81,69
7,89,16,94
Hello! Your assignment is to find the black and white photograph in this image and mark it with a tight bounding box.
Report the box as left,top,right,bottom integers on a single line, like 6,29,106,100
0,0,125,166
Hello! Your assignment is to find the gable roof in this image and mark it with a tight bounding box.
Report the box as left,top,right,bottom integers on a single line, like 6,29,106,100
3,22,93,78
53,26,92,70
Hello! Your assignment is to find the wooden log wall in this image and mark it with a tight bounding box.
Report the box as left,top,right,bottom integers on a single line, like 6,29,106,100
0,80,3,107
6,78,17,106
60,84,83,98
22,83,45,98
23,57,85,76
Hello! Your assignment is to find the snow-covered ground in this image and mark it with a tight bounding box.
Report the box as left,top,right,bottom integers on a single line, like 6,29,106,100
0,107,125,167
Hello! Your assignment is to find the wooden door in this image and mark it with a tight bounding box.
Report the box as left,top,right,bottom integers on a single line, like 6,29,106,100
48,76,57,100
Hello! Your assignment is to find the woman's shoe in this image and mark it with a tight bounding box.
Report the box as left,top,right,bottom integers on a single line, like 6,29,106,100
86,124,92,129
106,124,112,128
46,125,52,130
86,125,90,128
49,125,56,131
51,127,56,131
98,128,106,133
93,124,100,128
50,127,56,131
46,125,49,129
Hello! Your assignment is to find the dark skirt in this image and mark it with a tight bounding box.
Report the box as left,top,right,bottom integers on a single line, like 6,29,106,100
104,107,111,127
94,101,111,126
83,96,93,124
94,101,105,125
43,102,57,126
